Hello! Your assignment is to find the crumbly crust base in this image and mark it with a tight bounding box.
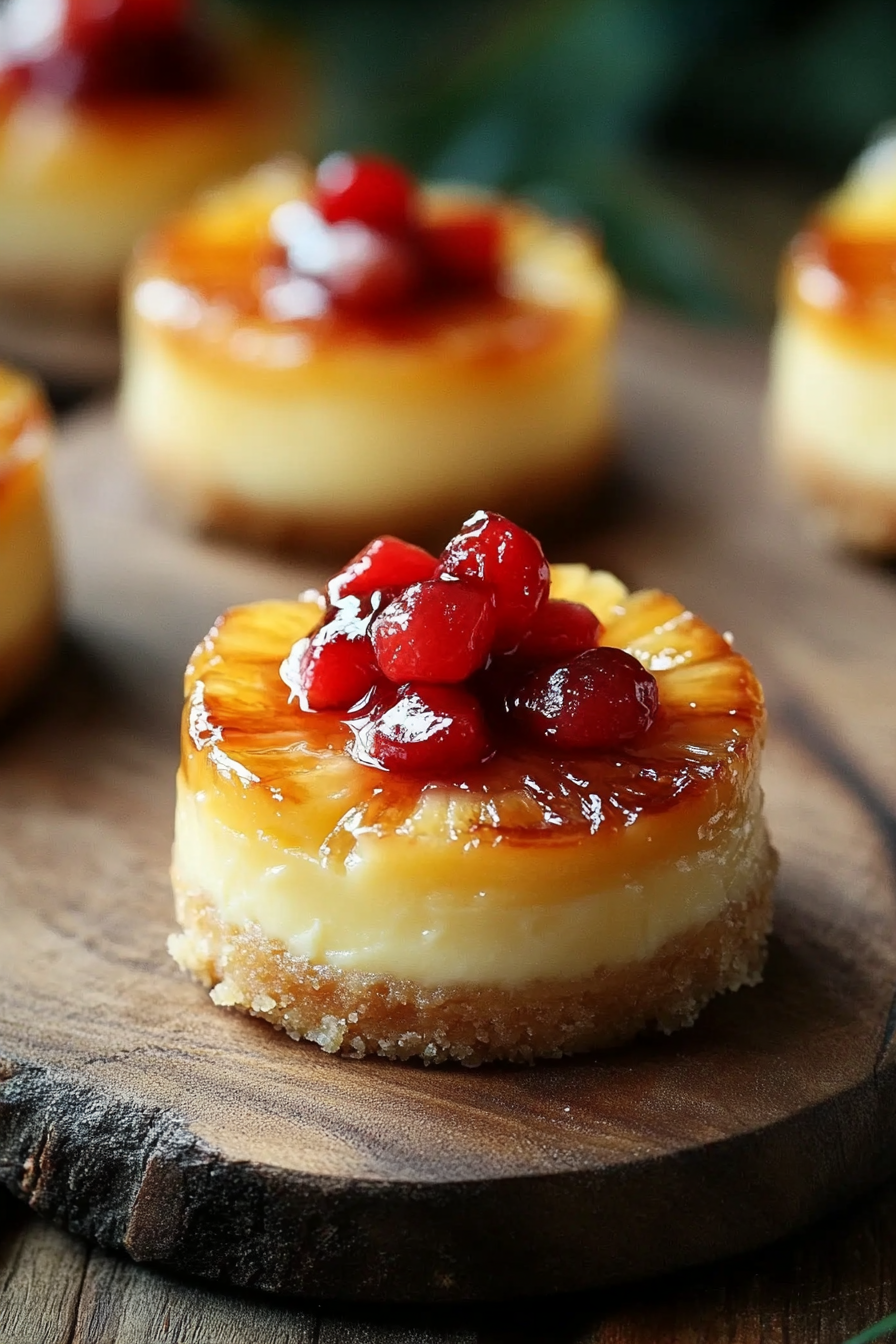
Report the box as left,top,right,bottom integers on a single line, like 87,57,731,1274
774,434,896,555
137,440,614,554
169,852,776,1065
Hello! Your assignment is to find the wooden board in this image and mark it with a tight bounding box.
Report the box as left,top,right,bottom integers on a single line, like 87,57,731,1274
1,310,895,1304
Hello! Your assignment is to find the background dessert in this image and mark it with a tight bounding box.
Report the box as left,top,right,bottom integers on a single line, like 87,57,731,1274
768,131,896,554
120,154,620,549
0,363,56,715
0,0,303,383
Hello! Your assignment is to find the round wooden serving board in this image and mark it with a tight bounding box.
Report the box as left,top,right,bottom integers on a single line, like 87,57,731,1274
1,312,895,1304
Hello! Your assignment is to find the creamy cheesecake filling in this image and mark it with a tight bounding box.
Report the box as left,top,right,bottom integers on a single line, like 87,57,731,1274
770,313,896,485
172,772,768,989
122,319,612,521
0,86,297,303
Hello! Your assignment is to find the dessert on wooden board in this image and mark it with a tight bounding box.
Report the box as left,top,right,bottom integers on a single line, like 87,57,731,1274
0,364,56,716
0,0,300,372
169,510,776,1065
120,152,620,548
769,131,896,554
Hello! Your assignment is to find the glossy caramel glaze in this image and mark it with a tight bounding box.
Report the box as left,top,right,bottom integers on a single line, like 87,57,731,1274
181,575,765,869
0,366,50,508
129,163,611,369
784,215,896,353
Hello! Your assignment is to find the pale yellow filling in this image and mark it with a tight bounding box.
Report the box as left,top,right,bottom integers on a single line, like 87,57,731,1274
172,773,768,989
122,319,613,520
770,313,896,484
0,99,292,294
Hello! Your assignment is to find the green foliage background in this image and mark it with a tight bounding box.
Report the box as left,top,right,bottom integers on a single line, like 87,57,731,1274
227,0,896,323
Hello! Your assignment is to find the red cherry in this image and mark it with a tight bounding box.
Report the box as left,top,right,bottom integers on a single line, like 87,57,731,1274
438,511,550,653
515,600,601,661
280,599,379,711
360,683,491,773
64,0,188,44
422,213,502,290
325,225,420,313
328,536,438,604
315,154,416,235
510,647,658,750
371,579,496,684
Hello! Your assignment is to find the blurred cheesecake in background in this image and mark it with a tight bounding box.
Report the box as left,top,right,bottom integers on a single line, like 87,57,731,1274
0,365,56,716
0,0,303,384
769,132,896,555
120,153,620,550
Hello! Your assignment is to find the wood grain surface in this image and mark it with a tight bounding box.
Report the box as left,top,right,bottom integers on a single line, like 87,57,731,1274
1,310,895,1306
6,1174,896,1343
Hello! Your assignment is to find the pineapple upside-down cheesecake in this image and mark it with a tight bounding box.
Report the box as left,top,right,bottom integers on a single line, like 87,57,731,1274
121,153,620,547
169,512,776,1064
0,0,300,371
769,130,896,553
0,364,56,715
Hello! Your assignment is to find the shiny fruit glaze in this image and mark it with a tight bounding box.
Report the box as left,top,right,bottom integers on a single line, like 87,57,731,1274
328,536,438,603
438,509,551,651
371,579,497,685
0,0,222,107
182,578,764,861
278,511,659,774
508,647,659,750
265,154,504,319
514,598,601,661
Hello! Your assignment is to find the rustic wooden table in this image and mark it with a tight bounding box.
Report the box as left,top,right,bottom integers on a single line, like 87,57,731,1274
2,310,895,1340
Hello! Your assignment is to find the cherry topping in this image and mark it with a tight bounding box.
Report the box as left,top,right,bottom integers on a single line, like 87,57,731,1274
324,226,420,313
360,683,491,773
328,536,438,604
315,154,416,236
509,647,659,751
422,213,502,290
64,0,189,44
4,0,221,104
372,579,496,684
515,599,601,661
438,511,550,653
281,599,379,712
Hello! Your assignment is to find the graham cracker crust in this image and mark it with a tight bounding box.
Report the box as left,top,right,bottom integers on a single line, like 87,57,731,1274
775,436,896,555
169,856,776,1065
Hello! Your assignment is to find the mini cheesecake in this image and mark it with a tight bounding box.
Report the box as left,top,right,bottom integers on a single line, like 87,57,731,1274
170,513,775,1064
769,131,896,553
0,365,56,715
0,0,300,377
121,154,620,548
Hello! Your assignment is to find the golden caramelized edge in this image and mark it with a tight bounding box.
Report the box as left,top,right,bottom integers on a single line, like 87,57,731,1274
169,851,776,1065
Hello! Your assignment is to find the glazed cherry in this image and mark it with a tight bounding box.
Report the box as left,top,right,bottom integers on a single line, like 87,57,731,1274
361,683,491,773
423,213,502,290
315,154,416,235
281,599,379,712
510,647,659,751
328,536,438,604
372,579,496,683
270,202,419,315
64,0,189,41
438,511,550,653
515,599,600,661
325,225,420,313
